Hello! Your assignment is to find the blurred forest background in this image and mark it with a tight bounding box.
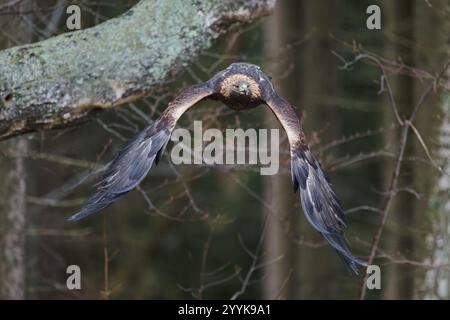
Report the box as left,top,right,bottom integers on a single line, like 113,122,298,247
0,0,449,300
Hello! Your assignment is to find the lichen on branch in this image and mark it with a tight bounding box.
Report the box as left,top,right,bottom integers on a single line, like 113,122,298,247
0,0,275,140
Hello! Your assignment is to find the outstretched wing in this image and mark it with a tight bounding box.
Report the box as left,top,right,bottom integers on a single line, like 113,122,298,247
265,92,367,274
68,83,213,221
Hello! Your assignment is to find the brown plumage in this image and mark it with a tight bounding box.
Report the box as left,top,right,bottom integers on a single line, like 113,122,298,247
69,63,366,274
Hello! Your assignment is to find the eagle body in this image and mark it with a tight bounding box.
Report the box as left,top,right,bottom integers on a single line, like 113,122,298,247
211,91,261,111
69,63,367,275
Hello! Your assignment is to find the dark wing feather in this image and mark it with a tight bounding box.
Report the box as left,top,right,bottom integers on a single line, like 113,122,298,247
292,147,367,274
68,83,213,221
67,191,127,222
68,122,171,221
291,147,346,234
265,93,367,274
94,125,171,194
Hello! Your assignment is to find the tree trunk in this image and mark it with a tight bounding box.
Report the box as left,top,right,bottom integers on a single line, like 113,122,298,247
411,0,446,298
297,0,342,299
0,138,28,299
262,0,292,299
0,1,32,300
381,0,416,300
424,0,450,300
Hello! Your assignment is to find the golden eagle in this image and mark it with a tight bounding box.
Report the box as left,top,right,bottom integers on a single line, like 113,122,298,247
69,63,367,274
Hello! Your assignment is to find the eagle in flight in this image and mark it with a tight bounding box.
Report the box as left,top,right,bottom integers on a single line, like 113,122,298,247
69,63,367,274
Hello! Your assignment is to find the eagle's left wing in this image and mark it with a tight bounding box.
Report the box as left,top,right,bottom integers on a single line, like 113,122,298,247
68,83,213,221
265,92,367,274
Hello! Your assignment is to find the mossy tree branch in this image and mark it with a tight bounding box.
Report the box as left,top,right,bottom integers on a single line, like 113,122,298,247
0,0,275,140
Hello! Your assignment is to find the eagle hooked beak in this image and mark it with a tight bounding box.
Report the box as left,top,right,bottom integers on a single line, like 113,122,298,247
234,82,250,96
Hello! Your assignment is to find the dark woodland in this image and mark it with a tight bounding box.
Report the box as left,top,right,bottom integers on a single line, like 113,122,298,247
0,0,449,300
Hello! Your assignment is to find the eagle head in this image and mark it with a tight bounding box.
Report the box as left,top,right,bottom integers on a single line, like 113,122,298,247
209,63,273,110
219,74,261,101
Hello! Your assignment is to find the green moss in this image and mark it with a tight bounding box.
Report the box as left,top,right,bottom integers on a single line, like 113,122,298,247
10,52,22,65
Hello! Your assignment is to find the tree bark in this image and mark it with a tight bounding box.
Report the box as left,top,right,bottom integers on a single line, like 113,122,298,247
0,0,275,141
411,0,446,298
0,1,32,300
0,138,28,299
297,0,342,299
381,0,415,300
262,0,295,299
424,0,450,300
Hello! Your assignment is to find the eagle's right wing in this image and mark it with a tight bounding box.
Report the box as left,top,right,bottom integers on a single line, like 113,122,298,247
265,92,367,274
68,83,213,221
